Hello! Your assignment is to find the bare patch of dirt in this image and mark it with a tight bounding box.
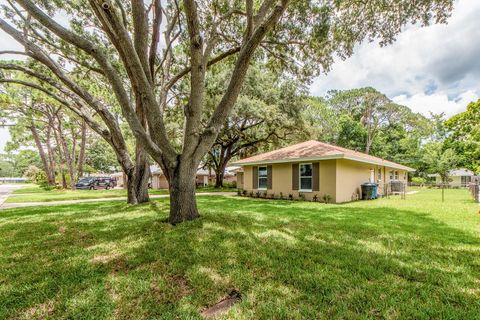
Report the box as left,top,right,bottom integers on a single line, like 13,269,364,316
170,274,191,297
111,256,129,273
150,274,192,304
90,252,120,265
90,252,129,273
21,300,55,319
201,290,241,319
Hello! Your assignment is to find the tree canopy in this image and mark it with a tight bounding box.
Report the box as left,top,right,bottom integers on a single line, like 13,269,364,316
0,0,454,223
302,87,433,170
445,100,480,173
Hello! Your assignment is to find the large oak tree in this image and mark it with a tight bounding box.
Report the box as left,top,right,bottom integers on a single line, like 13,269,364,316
0,0,453,223
0,61,149,203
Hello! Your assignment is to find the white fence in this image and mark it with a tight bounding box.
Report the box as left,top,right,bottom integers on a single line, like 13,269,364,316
0,177,28,183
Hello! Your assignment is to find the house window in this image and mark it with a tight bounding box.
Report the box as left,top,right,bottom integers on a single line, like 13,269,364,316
389,170,399,180
258,166,268,190
461,176,471,186
377,168,382,181
299,163,313,191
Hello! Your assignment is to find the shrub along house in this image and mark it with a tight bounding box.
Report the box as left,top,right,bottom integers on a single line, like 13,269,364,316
233,140,415,202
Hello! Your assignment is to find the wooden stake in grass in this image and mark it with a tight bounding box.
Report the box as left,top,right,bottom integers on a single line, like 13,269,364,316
442,184,445,202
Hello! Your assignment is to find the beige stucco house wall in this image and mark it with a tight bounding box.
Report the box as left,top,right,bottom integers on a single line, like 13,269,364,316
151,174,170,189
241,159,408,203
150,172,213,189
236,172,244,189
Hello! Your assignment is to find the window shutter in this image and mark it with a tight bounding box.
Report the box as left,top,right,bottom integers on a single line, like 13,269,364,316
292,163,299,190
252,166,258,189
267,165,272,190
313,162,320,191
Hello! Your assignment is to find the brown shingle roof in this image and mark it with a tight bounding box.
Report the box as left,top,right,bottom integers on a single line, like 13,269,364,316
232,140,415,171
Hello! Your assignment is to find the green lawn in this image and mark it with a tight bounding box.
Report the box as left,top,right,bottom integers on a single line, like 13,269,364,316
6,185,235,203
0,189,479,319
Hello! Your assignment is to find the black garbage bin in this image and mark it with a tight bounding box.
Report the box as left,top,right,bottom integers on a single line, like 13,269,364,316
361,183,378,200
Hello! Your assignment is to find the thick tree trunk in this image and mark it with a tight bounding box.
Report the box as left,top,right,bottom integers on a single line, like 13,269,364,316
110,139,149,205
123,159,150,205
215,169,225,188
129,92,151,203
126,170,138,204
133,145,150,203
213,153,231,188
167,164,200,224
125,168,150,204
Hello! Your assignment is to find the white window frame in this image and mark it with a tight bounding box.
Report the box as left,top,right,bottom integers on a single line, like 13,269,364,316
461,176,471,186
299,163,313,192
377,168,382,181
258,166,268,190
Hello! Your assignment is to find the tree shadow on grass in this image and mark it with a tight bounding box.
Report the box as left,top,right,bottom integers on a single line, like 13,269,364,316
0,197,479,319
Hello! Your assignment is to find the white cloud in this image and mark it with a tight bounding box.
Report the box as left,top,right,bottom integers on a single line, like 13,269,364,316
392,90,477,117
310,0,480,116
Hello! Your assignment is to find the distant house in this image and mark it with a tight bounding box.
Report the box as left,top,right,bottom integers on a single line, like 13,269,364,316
232,140,415,203
112,165,238,189
224,166,241,185
428,168,475,187
150,166,215,189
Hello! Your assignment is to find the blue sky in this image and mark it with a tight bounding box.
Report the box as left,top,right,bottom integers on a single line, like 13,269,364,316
1,0,479,152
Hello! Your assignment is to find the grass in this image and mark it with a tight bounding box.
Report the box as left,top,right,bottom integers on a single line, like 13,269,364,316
6,184,235,203
0,188,479,319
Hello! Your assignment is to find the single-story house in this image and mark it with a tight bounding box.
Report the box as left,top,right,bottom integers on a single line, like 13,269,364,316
224,166,240,184
428,168,475,187
150,166,216,189
232,140,415,203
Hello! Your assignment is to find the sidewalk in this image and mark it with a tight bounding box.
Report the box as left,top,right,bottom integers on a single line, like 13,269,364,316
0,184,29,207
0,192,236,210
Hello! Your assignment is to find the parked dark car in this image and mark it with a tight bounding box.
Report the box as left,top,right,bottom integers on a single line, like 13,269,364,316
75,177,115,190
102,177,117,188
108,177,117,188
